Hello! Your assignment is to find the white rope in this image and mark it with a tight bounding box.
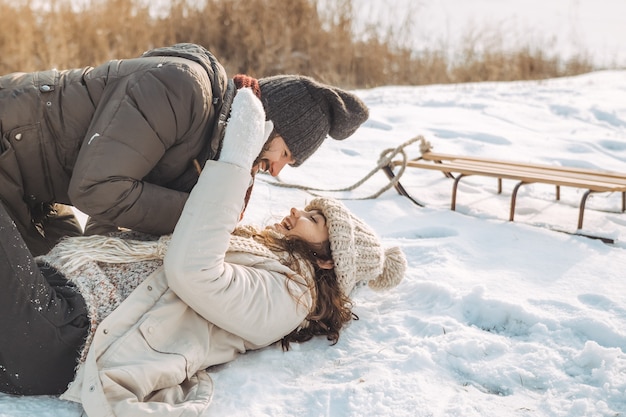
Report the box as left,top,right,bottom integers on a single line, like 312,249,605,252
259,135,432,200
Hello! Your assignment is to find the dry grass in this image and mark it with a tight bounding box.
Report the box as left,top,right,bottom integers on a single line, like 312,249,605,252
0,0,598,88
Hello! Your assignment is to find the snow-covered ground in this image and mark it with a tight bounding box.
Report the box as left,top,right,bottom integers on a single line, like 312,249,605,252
2,69,625,417
2,0,626,414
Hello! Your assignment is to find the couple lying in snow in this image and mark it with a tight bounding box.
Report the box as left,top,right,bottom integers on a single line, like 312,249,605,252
0,87,406,416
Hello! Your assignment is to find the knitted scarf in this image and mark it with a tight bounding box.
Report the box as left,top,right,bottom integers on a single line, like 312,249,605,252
51,227,281,274
38,227,313,363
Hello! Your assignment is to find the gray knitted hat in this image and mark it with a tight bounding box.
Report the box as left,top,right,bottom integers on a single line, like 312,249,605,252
305,198,407,296
259,75,369,166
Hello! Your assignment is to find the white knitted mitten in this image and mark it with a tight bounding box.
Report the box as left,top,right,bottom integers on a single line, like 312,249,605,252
219,88,274,170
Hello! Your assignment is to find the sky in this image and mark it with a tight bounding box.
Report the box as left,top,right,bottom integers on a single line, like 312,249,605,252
2,1,626,417
353,0,626,68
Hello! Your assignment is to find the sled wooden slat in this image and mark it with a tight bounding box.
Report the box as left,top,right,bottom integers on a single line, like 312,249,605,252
387,151,626,230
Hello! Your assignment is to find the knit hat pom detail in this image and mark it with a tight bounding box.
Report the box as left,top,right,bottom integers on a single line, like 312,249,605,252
368,246,407,291
313,85,369,140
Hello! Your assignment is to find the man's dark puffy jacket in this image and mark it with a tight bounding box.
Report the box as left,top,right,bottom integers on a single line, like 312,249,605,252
0,43,234,255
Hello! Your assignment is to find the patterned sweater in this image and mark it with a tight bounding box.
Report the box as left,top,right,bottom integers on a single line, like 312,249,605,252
37,232,163,363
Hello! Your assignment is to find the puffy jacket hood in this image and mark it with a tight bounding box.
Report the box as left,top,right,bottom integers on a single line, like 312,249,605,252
142,43,228,107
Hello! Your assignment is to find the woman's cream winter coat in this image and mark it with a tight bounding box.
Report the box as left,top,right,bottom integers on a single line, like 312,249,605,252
60,161,313,416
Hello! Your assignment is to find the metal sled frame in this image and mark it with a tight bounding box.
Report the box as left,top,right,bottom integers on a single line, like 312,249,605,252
384,150,626,243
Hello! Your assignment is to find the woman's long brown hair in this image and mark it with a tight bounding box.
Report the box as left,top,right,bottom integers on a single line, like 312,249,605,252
252,229,358,351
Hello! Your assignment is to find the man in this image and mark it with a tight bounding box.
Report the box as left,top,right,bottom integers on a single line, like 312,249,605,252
0,43,369,256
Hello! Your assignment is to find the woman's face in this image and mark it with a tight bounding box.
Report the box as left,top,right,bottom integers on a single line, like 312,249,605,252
273,207,329,245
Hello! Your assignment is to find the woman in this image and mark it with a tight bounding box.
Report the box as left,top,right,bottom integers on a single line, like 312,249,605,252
0,88,405,416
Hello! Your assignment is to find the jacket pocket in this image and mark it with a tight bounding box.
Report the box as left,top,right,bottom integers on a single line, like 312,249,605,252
0,136,31,226
96,318,189,396
7,124,53,202
138,308,209,380
0,136,24,194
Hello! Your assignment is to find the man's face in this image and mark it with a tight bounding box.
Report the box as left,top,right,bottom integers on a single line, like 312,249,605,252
253,135,296,176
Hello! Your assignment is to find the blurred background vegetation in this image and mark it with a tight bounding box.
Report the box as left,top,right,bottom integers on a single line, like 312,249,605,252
0,0,606,88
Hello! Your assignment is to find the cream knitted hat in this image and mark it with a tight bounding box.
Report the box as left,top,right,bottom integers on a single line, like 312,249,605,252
304,198,407,296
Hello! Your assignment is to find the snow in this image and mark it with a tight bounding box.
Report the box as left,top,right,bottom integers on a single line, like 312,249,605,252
2,1,626,415
2,69,625,417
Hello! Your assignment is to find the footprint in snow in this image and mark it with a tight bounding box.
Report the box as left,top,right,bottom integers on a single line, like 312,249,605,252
590,107,626,128
340,148,360,157
578,293,626,316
